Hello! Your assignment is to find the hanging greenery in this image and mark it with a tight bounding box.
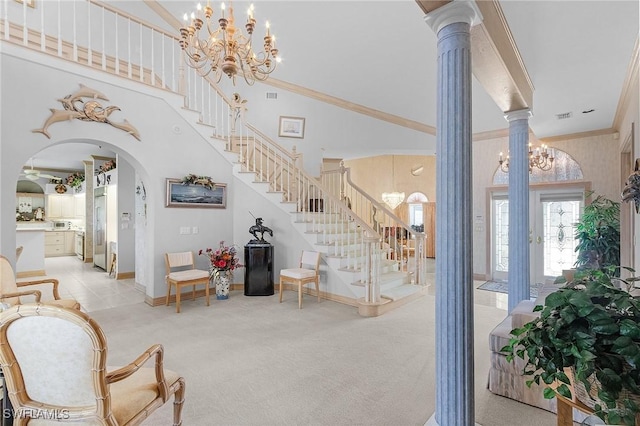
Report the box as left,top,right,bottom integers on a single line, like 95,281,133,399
182,174,216,190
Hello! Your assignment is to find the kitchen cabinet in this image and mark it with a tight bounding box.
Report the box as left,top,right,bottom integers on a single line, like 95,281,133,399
45,231,75,257
74,194,86,218
46,195,74,219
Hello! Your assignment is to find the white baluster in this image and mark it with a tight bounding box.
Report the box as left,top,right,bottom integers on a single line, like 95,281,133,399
57,0,61,56
161,35,165,89
127,18,131,78
114,12,119,74
72,0,77,61
87,2,91,66
22,0,26,46
150,27,154,86
101,6,105,69
39,0,44,50
138,23,143,82
4,0,9,41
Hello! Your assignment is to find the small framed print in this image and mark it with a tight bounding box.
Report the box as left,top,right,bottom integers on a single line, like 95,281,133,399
278,116,305,139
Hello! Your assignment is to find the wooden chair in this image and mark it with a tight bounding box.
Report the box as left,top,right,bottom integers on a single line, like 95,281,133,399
0,304,185,425
164,251,210,313
0,254,80,310
279,251,321,309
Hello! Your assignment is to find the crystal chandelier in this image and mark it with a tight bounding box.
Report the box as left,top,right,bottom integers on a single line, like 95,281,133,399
179,2,280,85
382,156,405,210
498,143,555,173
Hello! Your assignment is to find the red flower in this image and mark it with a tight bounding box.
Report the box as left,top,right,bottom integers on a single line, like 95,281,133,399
199,241,242,272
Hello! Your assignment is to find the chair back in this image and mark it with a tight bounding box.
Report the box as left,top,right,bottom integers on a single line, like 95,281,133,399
300,251,321,272
0,254,20,305
0,304,114,422
165,251,196,274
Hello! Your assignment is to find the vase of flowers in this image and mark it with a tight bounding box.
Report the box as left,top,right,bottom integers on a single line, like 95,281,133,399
199,241,242,300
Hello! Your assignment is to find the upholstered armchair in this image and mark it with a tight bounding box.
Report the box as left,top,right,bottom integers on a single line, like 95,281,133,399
0,255,80,310
0,304,186,425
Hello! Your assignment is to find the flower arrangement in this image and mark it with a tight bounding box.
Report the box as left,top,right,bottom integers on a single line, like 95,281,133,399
199,241,242,279
99,160,116,173
182,174,216,190
66,172,85,189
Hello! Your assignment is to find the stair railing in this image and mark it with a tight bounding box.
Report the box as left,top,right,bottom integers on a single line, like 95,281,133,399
321,162,428,285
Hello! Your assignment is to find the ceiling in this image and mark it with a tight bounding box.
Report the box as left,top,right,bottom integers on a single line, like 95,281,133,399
25,0,639,169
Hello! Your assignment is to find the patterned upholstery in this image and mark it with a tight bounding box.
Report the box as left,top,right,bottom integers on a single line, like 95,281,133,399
0,304,185,425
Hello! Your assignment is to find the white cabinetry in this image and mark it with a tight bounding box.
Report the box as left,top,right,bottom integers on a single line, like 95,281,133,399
45,231,75,257
46,195,74,219
74,194,86,218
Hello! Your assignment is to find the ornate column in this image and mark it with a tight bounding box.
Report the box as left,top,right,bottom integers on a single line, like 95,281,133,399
424,2,482,425
506,109,532,313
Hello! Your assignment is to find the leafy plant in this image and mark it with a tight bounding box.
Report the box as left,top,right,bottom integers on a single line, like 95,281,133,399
199,241,242,280
574,193,620,271
65,172,85,188
501,267,640,425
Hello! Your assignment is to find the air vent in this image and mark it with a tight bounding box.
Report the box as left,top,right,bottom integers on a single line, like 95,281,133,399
266,92,278,100
556,112,573,120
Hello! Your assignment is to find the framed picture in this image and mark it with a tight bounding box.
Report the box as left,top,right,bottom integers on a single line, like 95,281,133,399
165,178,227,208
278,116,305,139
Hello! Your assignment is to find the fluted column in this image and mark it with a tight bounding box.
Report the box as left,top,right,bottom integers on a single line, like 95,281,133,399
506,109,531,313
424,2,482,425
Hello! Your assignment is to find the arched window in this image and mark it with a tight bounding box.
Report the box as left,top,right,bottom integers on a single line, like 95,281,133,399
492,148,583,185
406,192,428,230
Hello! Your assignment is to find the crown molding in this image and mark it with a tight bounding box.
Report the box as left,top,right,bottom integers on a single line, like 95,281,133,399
538,127,617,144
612,35,639,132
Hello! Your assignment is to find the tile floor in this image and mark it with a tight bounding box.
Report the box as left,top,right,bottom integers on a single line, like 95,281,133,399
29,256,508,314
26,256,145,313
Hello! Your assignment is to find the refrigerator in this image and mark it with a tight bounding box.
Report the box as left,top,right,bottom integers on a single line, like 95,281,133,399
94,188,107,270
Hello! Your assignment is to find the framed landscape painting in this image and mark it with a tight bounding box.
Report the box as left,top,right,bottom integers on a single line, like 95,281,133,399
165,178,227,208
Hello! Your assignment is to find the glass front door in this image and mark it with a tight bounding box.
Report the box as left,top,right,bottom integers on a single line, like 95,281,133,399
491,188,584,284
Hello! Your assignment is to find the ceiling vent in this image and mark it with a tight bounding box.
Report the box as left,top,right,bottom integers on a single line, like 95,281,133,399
266,92,278,100
556,112,573,120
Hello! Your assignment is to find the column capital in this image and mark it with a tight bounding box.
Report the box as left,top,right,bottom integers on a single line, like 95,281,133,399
504,108,532,122
424,0,483,34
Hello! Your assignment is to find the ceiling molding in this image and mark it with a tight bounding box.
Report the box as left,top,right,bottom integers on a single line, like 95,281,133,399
472,128,509,142
612,35,639,132
538,127,617,144
471,0,534,113
142,0,182,31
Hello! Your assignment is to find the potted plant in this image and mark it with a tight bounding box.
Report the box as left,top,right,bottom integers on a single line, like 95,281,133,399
574,193,620,272
502,267,640,425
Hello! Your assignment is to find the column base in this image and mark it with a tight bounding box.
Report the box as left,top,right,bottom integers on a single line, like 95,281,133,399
424,413,482,426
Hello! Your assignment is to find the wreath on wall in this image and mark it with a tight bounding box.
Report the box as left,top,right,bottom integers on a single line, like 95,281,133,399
182,174,217,190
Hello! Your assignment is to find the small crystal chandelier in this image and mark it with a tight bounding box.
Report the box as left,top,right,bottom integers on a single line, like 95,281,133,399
179,1,280,86
382,156,405,210
499,143,555,173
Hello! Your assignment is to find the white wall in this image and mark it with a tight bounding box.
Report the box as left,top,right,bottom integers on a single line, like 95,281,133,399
116,157,136,276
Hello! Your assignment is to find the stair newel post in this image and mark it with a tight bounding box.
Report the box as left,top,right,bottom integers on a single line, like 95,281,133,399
415,232,426,285
363,234,381,303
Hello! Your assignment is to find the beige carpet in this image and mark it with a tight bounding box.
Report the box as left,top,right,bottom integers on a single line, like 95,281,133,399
89,291,559,425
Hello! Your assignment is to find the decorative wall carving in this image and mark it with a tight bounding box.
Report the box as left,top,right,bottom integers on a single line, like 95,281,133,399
32,84,141,141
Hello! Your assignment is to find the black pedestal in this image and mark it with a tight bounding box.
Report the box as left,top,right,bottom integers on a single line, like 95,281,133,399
244,244,274,296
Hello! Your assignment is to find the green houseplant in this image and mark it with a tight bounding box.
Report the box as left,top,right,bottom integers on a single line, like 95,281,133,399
502,267,640,425
574,194,620,271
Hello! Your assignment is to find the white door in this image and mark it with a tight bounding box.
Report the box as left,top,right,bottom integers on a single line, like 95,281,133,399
491,187,584,284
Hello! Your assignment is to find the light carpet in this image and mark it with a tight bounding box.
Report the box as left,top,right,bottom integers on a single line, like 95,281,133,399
477,281,543,299
88,291,558,425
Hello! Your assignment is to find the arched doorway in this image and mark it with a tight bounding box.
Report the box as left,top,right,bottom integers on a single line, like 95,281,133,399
14,140,150,299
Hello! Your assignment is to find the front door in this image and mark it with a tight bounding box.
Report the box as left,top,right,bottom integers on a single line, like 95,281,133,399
491,187,584,284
